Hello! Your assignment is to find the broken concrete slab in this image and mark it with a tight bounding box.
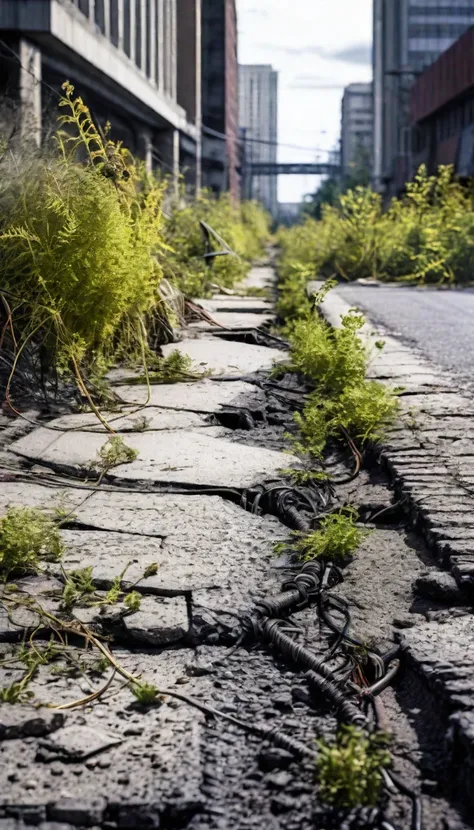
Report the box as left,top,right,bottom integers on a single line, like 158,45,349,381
45,407,213,433
59,494,285,607
188,311,273,330
121,596,189,645
0,650,208,828
12,428,299,488
0,482,85,518
241,266,274,291
161,339,284,376
194,296,272,313
111,378,267,413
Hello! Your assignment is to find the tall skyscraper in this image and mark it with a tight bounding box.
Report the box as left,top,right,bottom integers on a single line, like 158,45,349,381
201,0,240,200
341,83,373,180
239,64,278,217
373,0,474,196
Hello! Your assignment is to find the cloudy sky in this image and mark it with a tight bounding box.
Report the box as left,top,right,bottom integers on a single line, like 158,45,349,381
237,0,373,202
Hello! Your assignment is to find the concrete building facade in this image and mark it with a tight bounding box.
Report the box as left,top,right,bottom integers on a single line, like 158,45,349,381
341,82,373,180
373,0,474,197
201,0,240,200
239,64,278,217
0,0,201,188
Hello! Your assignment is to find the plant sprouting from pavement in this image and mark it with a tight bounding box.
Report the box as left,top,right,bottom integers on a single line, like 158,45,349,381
0,507,64,579
132,682,160,705
316,726,391,807
94,435,139,476
276,508,371,564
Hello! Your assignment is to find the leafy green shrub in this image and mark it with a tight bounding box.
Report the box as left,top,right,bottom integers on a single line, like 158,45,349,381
278,508,370,563
0,507,64,578
0,83,167,377
277,165,474,286
282,294,398,455
316,726,391,807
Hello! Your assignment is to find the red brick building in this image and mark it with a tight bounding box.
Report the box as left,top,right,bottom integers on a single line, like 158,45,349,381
411,27,474,178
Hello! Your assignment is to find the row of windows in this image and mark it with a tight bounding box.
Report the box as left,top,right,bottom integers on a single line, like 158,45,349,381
409,6,474,17
413,96,474,152
409,22,474,38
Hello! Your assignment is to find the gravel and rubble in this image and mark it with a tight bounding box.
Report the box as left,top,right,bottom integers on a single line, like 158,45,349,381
0,267,472,829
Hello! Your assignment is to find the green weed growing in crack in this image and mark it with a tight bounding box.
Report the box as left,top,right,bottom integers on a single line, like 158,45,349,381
94,435,139,479
0,507,64,579
280,468,331,485
132,681,160,705
280,292,398,457
124,591,142,612
143,563,159,578
61,566,96,610
276,508,371,564
128,350,212,385
316,726,391,808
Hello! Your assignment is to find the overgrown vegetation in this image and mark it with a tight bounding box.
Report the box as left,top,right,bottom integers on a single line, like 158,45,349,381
161,194,271,297
316,726,391,808
277,282,398,457
278,165,474,288
0,507,64,579
0,83,270,405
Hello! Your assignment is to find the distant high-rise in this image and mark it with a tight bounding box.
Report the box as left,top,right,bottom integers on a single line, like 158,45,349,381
341,83,373,180
373,0,474,196
239,64,278,217
201,0,240,200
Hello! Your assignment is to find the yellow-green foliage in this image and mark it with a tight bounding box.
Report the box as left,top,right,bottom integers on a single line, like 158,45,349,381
284,298,398,455
284,508,371,564
161,194,270,296
0,507,64,578
0,83,167,372
278,165,474,287
316,726,391,808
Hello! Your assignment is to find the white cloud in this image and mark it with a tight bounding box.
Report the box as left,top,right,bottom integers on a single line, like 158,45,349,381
237,0,373,202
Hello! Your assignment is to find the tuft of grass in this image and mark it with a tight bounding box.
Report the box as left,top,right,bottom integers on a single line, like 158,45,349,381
280,468,331,485
124,591,142,613
143,563,159,578
132,681,160,705
277,508,371,564
62,566,96,610
0,507,64,579
316,726,391,808
95,436,138,473
148,350,209,384
0,682,35,705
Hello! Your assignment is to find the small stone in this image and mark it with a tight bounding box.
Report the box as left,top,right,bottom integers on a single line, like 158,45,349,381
117,774,130,785
39,725,121,761
0,705,65,740
258,747,294,772
25,779,37,790
393,615,417,629
185,661,213,677
266,771,292,789
272,694,293,713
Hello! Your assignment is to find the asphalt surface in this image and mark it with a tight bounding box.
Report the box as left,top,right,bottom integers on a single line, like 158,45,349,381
335,284,474,387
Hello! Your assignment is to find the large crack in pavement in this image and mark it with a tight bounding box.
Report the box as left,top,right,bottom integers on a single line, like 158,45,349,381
0,265,471,830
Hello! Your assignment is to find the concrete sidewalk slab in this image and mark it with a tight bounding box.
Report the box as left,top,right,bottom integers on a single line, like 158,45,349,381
11,428,299,488
111,379,267,413
161,339,284,376
195,296,272,313
58,493,285,600
188,311,273,330
45,408,214,433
